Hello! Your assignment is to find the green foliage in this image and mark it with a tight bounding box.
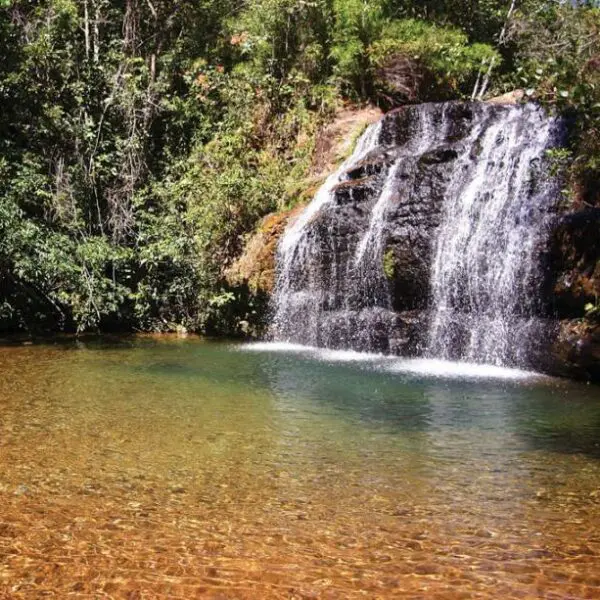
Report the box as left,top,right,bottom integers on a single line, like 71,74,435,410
507,4,600,206
382,248,395,280
0,0,598,336
370,19,499,99
384,0,511,44
330,0,386,95
546,148,573,177
585,298,600,323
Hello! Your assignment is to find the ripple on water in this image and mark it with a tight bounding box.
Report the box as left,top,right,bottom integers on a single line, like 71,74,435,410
0,338,599,599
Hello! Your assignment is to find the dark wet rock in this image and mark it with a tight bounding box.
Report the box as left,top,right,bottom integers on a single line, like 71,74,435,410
333,177,379,206
548,208,600,318
543,320,600,381
533,207,600,379
419,147,458,165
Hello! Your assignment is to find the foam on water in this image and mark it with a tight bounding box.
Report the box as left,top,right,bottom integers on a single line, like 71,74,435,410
241,342,540,381
385,358,536,381
243,341,318,354
242,342,385,362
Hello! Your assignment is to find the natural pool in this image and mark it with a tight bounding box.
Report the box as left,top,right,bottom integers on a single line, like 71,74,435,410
1,337,599,598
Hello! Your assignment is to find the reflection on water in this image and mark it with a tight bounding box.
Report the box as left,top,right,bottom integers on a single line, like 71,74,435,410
1,337,600,598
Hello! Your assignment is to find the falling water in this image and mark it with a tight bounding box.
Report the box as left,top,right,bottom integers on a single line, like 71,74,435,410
426,105,561,366
271,109,444,350
271,102,563,367
271,120,384,348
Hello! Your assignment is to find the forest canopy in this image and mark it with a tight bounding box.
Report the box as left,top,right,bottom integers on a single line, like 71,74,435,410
0,0,598,335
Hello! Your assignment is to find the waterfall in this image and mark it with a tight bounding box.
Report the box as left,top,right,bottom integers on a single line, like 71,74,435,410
426,105,560,366
270,102,563,368
271,120,384,349
271,108,444,351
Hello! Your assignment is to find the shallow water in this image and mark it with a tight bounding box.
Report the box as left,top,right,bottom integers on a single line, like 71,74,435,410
1,337,600,598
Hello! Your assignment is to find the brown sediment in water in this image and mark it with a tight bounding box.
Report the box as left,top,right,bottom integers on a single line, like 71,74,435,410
0,341,600,598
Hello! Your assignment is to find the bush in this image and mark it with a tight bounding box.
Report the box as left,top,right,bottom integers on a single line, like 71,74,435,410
370,19,500,103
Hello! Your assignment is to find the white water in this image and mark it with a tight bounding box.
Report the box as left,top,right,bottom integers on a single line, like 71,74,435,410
354,160,401,266
242,342,538,381
426,105,558,366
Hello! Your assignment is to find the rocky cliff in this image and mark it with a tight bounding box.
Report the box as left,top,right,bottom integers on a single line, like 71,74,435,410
236,101,600,381
545,208,600,380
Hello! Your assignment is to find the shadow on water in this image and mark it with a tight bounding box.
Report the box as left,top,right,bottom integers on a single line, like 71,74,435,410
510,382,600,458
239,342,600,459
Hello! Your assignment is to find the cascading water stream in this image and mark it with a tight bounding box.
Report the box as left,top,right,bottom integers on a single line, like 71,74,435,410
351,108,445,318
354,107,440,267
278,122,383,258
271,120,384,347
270,102,563,369
426,105,560,366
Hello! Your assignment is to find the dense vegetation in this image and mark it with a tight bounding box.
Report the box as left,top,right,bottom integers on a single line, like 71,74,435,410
0,0,598,335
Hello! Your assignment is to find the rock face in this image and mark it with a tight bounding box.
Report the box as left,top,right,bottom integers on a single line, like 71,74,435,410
486,89,526,105
544,208,600,379
310,106,384,178
549,208,600,319
227,105,383,298
546,320,600,381
269,101,600,380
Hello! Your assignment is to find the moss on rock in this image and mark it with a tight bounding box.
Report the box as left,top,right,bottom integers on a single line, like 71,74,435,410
383,248,396,280
225,207,304,295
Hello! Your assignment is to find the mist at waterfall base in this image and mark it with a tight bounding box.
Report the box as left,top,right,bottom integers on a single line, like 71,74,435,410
245,342,538,380
267,102,564,377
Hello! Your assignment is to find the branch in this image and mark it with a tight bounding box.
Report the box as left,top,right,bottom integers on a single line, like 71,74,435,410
145,0,157,19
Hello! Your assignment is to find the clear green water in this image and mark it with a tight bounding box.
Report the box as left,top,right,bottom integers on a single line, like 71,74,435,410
1,337,600,598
